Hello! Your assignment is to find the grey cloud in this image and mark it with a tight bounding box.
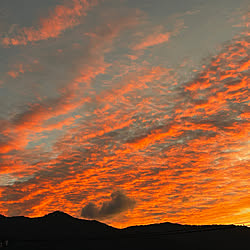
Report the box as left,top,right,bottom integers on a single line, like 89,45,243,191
81,190,136,219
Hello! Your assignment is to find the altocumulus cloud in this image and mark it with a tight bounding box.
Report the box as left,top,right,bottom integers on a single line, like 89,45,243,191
81,190,136,219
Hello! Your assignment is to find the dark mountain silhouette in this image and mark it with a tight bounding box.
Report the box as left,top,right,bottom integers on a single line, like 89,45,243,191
0,211,116,240
0,211,249,250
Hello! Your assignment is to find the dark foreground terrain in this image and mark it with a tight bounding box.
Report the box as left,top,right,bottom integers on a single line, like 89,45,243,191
0,211,249,250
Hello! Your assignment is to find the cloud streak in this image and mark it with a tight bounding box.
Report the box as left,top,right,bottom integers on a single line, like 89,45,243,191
1,0,99,46
132,20,185,50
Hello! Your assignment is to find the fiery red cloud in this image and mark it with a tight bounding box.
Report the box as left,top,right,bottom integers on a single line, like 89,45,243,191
0,1,249,228
132,20,185,50
1,0,99,46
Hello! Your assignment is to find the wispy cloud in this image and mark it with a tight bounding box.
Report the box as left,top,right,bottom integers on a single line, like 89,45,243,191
132,20,185,50
1,0,99,46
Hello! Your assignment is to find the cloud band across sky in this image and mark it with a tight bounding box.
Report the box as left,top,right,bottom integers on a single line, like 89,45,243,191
1,0,101,46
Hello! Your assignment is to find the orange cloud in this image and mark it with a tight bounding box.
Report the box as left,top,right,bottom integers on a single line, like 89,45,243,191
132,20,184,50
0,8,249,230
6,61,39,79
2,0,99,46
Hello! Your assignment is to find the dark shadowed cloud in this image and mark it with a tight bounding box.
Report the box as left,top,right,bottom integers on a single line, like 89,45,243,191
81,190,136,219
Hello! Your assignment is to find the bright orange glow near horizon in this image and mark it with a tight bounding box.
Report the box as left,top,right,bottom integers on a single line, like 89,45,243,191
0,0,249,229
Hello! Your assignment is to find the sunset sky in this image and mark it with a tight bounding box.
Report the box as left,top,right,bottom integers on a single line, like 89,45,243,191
0,0,249,228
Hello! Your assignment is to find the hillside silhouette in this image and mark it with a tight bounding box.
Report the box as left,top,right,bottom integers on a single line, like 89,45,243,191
0,211,249,249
